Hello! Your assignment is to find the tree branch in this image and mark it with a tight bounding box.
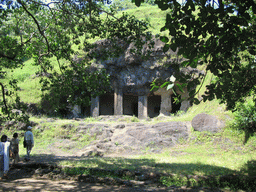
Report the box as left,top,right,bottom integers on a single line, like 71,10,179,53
0,82,9,118
0,52,16,60
17,0,51,54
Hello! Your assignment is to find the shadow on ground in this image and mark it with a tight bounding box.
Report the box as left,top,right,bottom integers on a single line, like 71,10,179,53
1,154,255,191
28,153,237,176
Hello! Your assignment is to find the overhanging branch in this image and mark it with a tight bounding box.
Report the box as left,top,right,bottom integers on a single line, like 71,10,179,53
17,0,51,54
0,82,9,118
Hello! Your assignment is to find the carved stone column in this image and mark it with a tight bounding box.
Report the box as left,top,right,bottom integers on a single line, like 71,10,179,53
72,105,81,118
179,88,190,112
114,87,123,115
154,88,172,116
138,95,147,119
91,96,99,117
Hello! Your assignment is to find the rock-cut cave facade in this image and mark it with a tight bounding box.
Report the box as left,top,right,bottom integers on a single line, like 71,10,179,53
72,37,203,119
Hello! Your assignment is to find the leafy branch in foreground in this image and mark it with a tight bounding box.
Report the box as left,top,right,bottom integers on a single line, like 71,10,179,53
135,0,256,110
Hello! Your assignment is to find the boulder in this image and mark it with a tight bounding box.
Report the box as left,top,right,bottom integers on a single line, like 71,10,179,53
192,113,225,133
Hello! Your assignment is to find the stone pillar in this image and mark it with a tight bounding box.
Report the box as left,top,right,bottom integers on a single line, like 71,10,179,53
154,88,172,116
91,96,99,117
114,87,123,115
138,95,148,119
179,88,190,112
72,105,81,118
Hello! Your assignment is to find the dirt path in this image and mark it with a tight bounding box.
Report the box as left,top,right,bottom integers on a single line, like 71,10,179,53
0,178,221,192
0,156,170,192
0,178,175,192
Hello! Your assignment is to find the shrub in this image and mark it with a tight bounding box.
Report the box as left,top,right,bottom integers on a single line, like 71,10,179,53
232,99,256,143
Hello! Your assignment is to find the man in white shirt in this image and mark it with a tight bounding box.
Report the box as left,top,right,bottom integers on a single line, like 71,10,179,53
24,126,34,161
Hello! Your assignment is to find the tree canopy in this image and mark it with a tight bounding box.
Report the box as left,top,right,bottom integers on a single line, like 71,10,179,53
136,0,256,110
0,0,151,121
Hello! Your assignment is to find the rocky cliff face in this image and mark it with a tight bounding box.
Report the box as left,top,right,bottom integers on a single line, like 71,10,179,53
90,37,188,91
72,37,205,118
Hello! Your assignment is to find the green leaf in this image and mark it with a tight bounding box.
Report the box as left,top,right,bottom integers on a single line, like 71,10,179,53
167,83,174,90
160,36,169,43
170,43,177,52
134,0,143,7
189,89,196,97
163,44,170,52
249,48,256,55
150,85,159,91
160,4,169,10
241,13,250,21
160,26,167,32
176,83,184,93
166,13,171,22
169,26,176,36
194,98,200,105
185,25,191,35
172,88,177,96
160,82,169,88
253,4,256,14
181,60,189,67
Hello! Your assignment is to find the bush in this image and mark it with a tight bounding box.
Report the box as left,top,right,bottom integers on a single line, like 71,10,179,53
232,99,256,143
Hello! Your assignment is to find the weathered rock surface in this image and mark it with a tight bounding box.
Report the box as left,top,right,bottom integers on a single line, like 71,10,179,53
191,113,225,133
78,121,189,156
90,37,203,90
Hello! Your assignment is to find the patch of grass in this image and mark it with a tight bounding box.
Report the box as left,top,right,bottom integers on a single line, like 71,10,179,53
78,134,97,147
63,167,90,175
17,78,42,104
160,174,190,187
160,173,256,190
57,137,256,191
130,115,139,122
57,131,256,177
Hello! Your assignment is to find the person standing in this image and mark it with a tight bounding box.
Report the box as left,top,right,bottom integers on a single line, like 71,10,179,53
0,135,11,179
24,126,34,161
10,133,19,164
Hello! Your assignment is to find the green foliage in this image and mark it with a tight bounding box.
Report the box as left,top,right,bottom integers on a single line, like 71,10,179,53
79,134,97,147
160,175,189,187
135,0,256,111
40,65,111,117
0,80,30,123
240,160,256,177
63,167,90,175
233,99,256,132
231,99,256,143
130,115,139,122
190,130,214,144
0,0,152,123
